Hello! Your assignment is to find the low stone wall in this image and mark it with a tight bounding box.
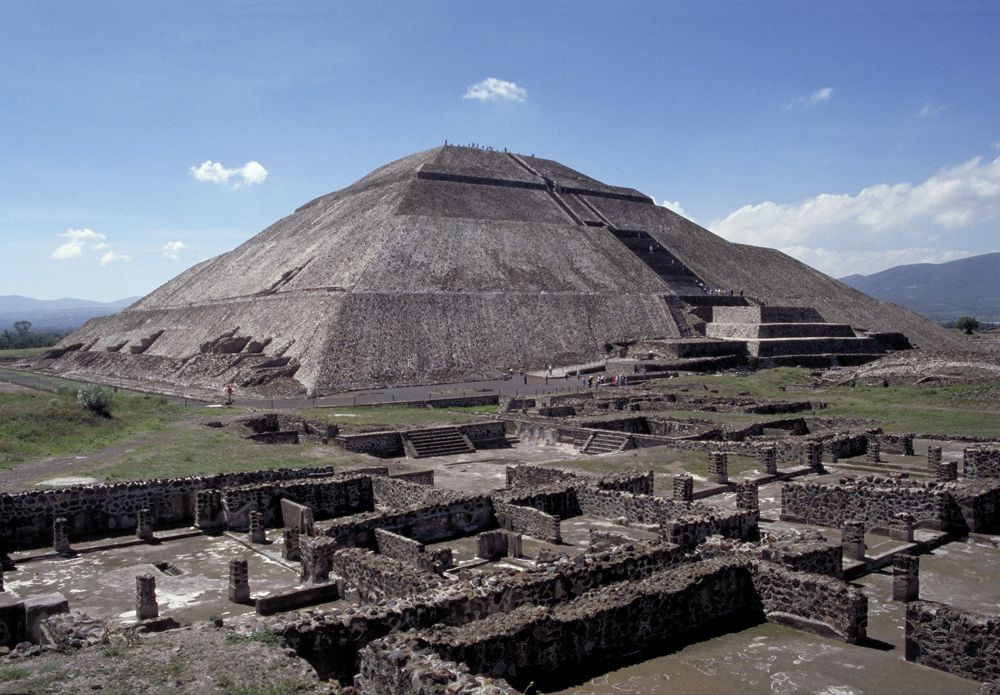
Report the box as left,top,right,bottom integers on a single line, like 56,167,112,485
222,475,374,530
356,633,518,694
949,480,1000,532
457,421,507,446
964,447,1000,479
330,548,444,602
505,465,653,495
373,527,426,566
371,475,446,510
493,485,579,519
780,479,954,530
335,431,404,458
663,509,759,549
749,561,866,643
321,494,495,548
280,541,684,680
390,469,435,486
0,465,353,549
905,600,1000,682
875,432,915,456
493,501,561,544
423,559,749,683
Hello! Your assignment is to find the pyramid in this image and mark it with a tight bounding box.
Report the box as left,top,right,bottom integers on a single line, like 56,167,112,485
42,146,960,397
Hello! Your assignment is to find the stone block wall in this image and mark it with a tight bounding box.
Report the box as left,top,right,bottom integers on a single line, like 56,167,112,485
374,528,427,567
662,509,759,549
905,600,1000,682
330,548,444,602
0,465,362,549
457,421,507,446
390,469,435,486
876,433,915,456
948,480,1000,533
371,475,445,510
493,501,561,544
281,541,684,680
222,475,374,530
504,465,653,495
493,485,579,519
780,479,954,530
321,495,495,548
335,431,405,458
749,561,867,643
964,447,1000,479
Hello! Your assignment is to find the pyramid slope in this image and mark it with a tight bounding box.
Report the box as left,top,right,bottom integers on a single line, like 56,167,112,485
45,146,964,397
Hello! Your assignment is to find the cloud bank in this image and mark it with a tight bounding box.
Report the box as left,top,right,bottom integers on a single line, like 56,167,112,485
161,241,186,259
52,229,106,260
711,154,1000,276
463,77,527,102
190,160,268,188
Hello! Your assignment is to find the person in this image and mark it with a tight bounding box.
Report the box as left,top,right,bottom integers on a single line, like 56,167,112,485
547,364,553,376
225,384,233,406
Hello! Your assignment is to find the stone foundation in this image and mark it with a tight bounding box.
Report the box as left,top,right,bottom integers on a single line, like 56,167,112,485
905,601,1000,682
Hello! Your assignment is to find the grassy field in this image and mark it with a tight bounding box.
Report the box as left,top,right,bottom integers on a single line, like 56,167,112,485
646,368,1000,439
0,346,51,359
0,388,187,468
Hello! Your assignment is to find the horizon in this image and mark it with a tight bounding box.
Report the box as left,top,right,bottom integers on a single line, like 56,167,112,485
3,1,999,301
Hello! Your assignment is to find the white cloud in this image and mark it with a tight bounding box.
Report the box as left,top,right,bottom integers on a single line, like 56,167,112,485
655,198,696,223
917,102,945,118
161,241,186,259
190,160,268,189
463,77,527,102
52,228,106,260
779,245,977,278
712,154,1000,248
98,250,131,266
808,86,834,104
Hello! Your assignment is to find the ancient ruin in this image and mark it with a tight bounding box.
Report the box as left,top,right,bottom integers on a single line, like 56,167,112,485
30,146,960,399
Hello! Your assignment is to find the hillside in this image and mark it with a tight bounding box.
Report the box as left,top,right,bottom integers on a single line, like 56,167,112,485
840,252,1000,322
0,295,139,332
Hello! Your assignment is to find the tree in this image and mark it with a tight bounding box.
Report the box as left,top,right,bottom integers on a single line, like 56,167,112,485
956,316,980,335
13,320,31,337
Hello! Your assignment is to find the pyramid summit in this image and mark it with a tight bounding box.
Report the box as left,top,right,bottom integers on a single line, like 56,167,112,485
40,145,959,397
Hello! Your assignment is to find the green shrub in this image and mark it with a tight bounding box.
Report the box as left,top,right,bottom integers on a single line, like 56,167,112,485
77,385,115,416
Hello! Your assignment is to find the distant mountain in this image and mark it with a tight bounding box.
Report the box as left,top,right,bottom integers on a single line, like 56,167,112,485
840,252,1000,322
0,295,139,332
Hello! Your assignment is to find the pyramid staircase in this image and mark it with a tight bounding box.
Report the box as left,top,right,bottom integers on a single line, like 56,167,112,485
580,431,632,455
402,426,475,458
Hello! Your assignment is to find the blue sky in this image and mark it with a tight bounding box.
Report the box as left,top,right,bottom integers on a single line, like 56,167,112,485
2,1,999,301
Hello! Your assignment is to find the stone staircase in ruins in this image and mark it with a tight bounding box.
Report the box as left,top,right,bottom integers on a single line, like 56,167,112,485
580,431,632,455
401,426,475,458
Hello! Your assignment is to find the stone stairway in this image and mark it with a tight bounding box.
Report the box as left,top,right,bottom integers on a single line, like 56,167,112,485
580,431,632,455
661,295,696,337
402,426,475,458
608,229,705,295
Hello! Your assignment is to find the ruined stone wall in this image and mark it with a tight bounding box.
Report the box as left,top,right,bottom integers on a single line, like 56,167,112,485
493,485,579,518
457,421,507,445
757,540,843,577
356,633,518,694
221,475,373,530
423,560,749,683
0,465,363,548
947,480,1000,533
749,561,867,643
493,500,561,544
964,447,1000,479
780,479,955,530
373,528,427,566
330,548,444,602
371,475,446,510
321,494,495,548
662,509,759,549
389,469,435,486
504,465,653,495
334,431,404,458
905,600,1000,682
874,432,915,456
281,541,684,680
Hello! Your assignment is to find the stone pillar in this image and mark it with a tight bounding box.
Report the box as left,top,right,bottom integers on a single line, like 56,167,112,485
673,474,694,502
476,530,508,560
926,446,942,471
248,511,266,544
282,528,301,562
736,480,759,511
937,461,958,482
901,434,915,457
504,531,523,558
195,490,223,532
842,520,866,561
963,448,980,478
867,441,881,463
228,558,251,604
53,517,70,554
136,508,154,541
708,452,728,484
135,574,158,620
892,554,919,602
301,507,316,537
0,569,4,592
891,512,915,543
806,442,822,471
757,446,777,475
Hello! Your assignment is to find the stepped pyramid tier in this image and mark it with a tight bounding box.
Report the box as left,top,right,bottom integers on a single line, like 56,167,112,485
38,146,962,397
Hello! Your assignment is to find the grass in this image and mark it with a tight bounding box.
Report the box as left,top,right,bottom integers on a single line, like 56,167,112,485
0,346,51,359
215,676,313,695
646,368,1000,439
224,628,283,646
0,667,30,682
300,403,496,429
0,387,186,468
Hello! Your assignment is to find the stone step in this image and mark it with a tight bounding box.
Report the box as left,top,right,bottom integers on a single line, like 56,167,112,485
707,322,857,340
402,426,475,458
757,353,885,369
745,336,883,358
580,431,631,455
